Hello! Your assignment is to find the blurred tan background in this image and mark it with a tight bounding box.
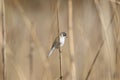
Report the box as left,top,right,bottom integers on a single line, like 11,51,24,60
0,0,120,80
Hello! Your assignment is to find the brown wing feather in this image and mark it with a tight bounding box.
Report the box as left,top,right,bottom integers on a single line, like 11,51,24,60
51,36,60,49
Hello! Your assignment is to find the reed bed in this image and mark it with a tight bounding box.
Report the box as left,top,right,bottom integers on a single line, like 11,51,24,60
0,0,120,80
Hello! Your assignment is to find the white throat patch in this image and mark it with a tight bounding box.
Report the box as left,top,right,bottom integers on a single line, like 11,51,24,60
60,36,65,47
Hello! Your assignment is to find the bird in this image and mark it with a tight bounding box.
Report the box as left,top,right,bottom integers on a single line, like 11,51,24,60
48,32,67,57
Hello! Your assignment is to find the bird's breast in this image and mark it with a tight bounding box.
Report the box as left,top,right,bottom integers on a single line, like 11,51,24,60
60,37,65,47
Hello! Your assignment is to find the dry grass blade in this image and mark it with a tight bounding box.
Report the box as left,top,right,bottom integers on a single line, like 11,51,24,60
85,41,104,80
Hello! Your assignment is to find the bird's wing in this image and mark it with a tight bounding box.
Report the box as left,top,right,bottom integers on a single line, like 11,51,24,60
51,36,60,49
48,36,60,57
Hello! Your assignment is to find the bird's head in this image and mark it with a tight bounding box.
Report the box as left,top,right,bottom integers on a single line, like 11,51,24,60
60,32,67,38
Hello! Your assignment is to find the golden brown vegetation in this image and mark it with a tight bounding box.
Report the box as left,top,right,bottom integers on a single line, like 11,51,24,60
0,0,120,80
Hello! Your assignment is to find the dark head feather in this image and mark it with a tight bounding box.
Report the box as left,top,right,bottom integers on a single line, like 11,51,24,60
60,32,67,36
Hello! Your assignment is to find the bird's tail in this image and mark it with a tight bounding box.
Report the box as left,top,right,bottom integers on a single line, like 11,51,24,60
48,47,55,57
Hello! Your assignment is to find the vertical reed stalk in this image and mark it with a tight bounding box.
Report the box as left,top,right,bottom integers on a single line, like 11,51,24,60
56,0,63,79
68,0,76,80
1,0,6,80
